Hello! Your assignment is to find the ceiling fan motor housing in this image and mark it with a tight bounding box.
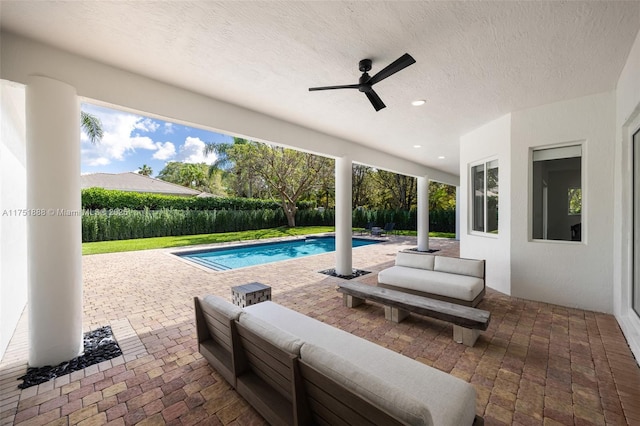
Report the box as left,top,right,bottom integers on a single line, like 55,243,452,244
358,59,372,72
359,74,371,92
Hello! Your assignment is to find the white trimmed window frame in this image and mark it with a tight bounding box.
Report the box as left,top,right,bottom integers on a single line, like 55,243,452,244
469,157,499,237
529,141,585,244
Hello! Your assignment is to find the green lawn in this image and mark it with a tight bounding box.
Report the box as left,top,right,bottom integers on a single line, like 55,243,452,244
395,230,456,239
82,226,455,255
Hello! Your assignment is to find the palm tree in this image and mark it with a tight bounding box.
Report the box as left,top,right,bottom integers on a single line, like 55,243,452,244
81,111,103,144
203,140,237,176
203,138,257,197
138,164,153,176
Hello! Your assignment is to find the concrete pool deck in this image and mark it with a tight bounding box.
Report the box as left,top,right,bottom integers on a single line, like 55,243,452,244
1,236,639,425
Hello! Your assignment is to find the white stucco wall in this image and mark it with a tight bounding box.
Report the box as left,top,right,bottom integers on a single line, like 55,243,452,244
460,115,512,295
614,28,640,361
0,81,28,359
510,91,615,313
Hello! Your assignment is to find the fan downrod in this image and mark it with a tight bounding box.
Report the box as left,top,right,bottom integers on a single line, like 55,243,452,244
358,59,372,73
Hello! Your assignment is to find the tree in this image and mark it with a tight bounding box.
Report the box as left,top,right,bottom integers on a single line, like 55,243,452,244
208,140,332,227
428,182,456,211
310,158,335,209
373,170,416,210
158,162,207,190
204,138,267,198
157,162,226,195
81,111,103,144
138,164,153,176
352,164,374,209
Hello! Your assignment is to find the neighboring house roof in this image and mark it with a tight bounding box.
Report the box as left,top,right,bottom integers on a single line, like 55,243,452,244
81,172,202,196
196,192,217,198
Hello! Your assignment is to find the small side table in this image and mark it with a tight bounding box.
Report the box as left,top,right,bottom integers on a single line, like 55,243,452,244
231,282,272,307
371,227,382,236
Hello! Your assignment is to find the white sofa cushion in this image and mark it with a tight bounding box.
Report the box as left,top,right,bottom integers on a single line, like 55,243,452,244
434,256,484,278
201,295,243,320
300,343,433,426
244,301,477,426
238,312,303,355
378,266,484,302
395,251,435,270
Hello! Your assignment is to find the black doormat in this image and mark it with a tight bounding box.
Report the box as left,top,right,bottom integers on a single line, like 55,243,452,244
18,325,122,389
319,268,371,280
406,247,440,253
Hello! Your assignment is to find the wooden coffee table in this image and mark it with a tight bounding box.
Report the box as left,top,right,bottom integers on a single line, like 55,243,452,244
337,282,490,346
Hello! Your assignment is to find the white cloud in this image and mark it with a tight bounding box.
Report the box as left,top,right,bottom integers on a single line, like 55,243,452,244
80,104,219,171
82,112,145,162
81,106,171,166
176,136,217,165
152,142,176,160
134,118,160,133
129,135,157,151
89,157,111,166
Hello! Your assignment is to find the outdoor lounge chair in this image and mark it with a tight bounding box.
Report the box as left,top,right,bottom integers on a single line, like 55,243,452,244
360,221,374,235
380,222,395,236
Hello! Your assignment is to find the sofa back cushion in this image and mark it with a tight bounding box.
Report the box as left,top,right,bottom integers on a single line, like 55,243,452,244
395,251,435,270
238,312,303,356
300,343,433,426
434,256,485,278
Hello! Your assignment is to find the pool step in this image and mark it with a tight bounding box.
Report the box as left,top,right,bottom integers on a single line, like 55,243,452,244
185,257,232,271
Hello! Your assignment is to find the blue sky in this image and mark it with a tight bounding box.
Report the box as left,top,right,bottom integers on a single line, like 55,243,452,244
80,103,233,177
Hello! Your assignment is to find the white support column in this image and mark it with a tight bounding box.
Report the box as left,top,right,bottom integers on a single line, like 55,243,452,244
26,76,83,367
417,176,430,252
335,156,353,276
455,186,461,240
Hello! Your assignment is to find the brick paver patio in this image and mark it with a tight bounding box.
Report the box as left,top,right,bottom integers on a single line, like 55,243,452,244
1,236,639,425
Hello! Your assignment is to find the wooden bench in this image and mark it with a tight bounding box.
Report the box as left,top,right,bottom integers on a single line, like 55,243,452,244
337,282,491,347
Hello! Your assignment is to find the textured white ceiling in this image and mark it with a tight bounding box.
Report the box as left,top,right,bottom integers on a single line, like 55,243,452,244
1,1,639,175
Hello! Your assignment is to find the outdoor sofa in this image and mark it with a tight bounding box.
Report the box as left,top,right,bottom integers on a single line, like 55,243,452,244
377,250,486,307
195,294,483,425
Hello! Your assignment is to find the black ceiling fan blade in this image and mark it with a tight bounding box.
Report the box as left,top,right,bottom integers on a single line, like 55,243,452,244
309,84,360,91
365,90,386,111
368,53,416,86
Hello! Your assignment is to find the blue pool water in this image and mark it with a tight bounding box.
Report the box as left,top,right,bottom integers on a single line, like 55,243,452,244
176,236,381,271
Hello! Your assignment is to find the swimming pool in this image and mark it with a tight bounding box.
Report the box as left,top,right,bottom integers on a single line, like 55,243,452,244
176,236,381,271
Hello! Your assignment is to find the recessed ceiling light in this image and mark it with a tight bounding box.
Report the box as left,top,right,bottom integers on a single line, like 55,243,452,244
411,100,426,106
413,145,422,148
438,156,445,159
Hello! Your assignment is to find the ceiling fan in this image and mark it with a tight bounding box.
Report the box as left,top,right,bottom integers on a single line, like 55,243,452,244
308,53,416,111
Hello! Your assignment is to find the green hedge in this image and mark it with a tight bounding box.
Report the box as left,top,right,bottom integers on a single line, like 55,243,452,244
81,206,454,242
353,208,455,233
81,188,315,211
82,208,335,242
83,209,282,242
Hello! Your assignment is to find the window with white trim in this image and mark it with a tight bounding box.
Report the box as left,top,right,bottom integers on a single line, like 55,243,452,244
470,159,499,234
532,145,582,241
